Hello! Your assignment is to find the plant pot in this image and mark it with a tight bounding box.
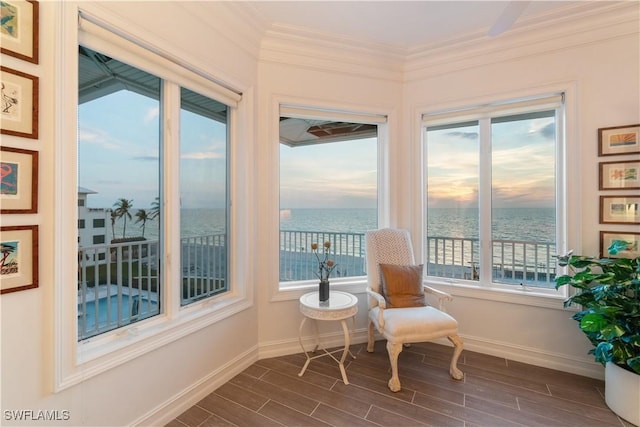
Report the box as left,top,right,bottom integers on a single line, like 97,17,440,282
605,362,640,426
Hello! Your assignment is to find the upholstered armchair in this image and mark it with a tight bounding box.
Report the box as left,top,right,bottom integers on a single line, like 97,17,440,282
365,228,464,392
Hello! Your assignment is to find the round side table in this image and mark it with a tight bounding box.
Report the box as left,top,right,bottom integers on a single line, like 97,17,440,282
297,290,358,384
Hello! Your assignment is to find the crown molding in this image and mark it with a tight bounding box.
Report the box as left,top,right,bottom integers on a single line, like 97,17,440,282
246,1,637,82
259,23,405,82
404,1,639,81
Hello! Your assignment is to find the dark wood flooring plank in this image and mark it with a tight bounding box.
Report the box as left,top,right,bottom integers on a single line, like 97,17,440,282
312,403,381,427
196,393,281,426
258,400,330,427
465,394,570,427
365,405,432,427
176,405,211,427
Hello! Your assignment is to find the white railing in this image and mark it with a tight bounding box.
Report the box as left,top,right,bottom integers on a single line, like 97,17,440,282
425,236,557,287
181,233,227,305
280,230,366,281
77,231,556,339
77,240,160,340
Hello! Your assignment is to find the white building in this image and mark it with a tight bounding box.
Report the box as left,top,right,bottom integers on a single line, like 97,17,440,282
77,186,109,248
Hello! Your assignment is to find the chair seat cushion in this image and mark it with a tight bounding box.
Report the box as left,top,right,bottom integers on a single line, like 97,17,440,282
369,305,458,342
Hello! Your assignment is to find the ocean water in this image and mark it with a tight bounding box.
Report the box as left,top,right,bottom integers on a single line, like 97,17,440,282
113,207,555,244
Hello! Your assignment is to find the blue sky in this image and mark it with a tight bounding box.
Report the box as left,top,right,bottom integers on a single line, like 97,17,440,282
80,89,555,212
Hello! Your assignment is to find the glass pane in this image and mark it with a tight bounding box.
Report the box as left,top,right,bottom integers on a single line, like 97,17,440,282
279,118,377,283
180,87,228,305
77,45,161,340
491,111,556,288
425,122,480,280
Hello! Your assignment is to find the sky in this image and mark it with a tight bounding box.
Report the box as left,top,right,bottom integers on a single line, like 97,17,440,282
79,90,227,211
79,88,556,213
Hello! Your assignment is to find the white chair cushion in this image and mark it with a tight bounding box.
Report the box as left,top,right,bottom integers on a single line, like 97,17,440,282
369,305,458,343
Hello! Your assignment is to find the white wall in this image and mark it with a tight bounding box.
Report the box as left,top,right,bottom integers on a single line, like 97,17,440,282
1,2,261,426
1,2,638,426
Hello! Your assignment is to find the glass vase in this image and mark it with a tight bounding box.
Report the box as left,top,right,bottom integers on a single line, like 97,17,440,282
319,279,330,302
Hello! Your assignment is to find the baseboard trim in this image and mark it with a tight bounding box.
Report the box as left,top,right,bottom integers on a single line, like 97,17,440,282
132,345,259,427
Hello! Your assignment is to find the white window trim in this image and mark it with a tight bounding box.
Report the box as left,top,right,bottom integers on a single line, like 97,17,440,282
53,2,253,392
271,97,392,301
414,83,580,309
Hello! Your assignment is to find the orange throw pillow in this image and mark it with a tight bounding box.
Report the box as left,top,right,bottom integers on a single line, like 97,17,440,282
379,263,426,308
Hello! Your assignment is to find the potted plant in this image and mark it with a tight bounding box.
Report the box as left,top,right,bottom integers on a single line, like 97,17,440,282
555,240,639,425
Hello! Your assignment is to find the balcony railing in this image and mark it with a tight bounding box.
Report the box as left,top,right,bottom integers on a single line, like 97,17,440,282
425,236,557,287
77,231,557,339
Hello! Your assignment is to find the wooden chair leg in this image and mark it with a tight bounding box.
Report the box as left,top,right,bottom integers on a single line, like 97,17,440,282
386,341,403,392
447,334,464,380
367,321,375,353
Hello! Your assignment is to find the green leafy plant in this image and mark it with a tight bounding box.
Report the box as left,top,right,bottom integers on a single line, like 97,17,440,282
555,241,640,374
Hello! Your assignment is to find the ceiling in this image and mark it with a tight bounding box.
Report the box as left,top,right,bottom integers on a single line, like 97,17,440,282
245,1,588,51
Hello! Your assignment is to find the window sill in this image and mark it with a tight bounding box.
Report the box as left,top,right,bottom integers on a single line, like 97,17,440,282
274,277,368,302
425,278,568,309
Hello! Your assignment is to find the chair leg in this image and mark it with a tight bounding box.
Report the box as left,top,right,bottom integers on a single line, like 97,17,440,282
447,334,464,380
367,321,375,353
386,341,403,392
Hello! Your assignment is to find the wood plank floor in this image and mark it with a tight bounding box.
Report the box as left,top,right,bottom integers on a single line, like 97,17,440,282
166,341,633,427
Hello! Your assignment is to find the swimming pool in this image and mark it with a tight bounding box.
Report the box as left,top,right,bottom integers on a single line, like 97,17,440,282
78,293,159,338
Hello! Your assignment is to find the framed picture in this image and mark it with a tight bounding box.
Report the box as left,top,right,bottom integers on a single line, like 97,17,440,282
0,66,38,139
0,146,37,213
1,225,38,294
598,124,640,156
599,160,640,190
0,0,39,64
600,195,640,225
600,231,640,259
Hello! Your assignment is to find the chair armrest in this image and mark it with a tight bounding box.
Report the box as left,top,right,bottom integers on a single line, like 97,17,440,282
366,287,387,309
423,285,453,311
366,287,387,329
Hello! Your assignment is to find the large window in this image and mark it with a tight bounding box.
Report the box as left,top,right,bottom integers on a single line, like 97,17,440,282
423,95,563,291
76,44,231,338
279,109,381,286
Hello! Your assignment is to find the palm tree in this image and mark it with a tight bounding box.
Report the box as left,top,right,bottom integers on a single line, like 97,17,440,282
109,209,118,240
135,209,150,237
113,198,133,238
150,196,160,221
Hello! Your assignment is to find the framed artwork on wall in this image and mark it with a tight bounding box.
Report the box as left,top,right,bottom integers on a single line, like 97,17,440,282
0,225,39,294
0,0,39,64
600,195,640,225
599,160,640,190
600,231,640,259
598,124,640,156
0,146,38,213
0,66,39,139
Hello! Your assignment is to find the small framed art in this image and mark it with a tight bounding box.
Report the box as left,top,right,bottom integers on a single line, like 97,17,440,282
600,231,640,259
598,124,640,156
0,66,39,139
1,146,38,213
0,0,39,64
600,195,640,225
0,225,38,294
599,160,640,190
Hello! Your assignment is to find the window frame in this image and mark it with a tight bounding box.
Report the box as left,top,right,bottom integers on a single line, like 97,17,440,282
271,99,392,299
53,4,252,391
417,87,579,308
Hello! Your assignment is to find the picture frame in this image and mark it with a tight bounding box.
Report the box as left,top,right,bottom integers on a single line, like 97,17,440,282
0,0,39,64
0,66,38,139
1,225,38,294
600,231,640,259
600,195,640,225
1,146,38,213
599,160,640,190
598,124,640,156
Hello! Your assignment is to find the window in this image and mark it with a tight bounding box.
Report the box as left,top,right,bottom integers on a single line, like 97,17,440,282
423,95,564,292
92,235,105,245
92,218,105,228
278,106,382,287
56,9,248,390
179,87,229,305
78,220,85,229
